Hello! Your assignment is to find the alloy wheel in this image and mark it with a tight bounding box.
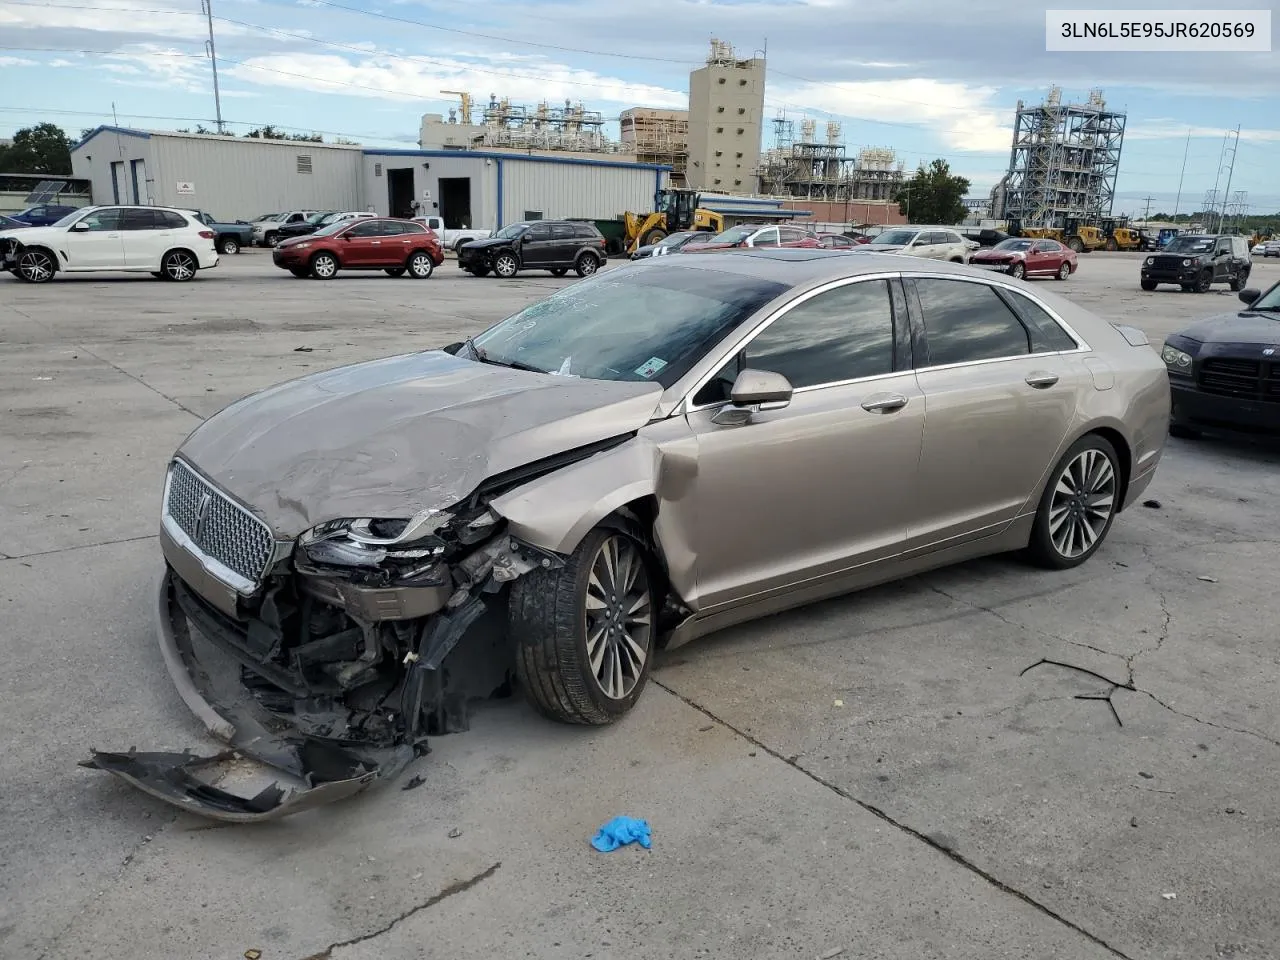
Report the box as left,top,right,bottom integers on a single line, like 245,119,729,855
495,253,518,278
1010,262,1025,279
577,255,598,276
17,249,54,283
311,253,337,279
220,238,239,255
408,252,434,278
1196,271,1212,293
163,251,196,281
1058,262,1070,280
1048,448,1116,559
583,534,652,701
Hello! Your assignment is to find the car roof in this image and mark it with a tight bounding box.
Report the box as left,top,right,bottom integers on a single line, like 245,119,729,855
641,247,991,285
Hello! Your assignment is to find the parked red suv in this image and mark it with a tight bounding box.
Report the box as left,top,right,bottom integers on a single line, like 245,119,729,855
685,222,821,252
272,217,443,279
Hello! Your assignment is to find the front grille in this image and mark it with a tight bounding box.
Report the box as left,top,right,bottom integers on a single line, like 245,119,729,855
1197,357,1280,404
164,459,274,585
1152,255,1189,270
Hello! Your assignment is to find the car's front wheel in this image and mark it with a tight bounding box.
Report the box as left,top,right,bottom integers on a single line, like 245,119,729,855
1141,279,1157,291
310,252,338,279
494,252,519,278
1026,434,1121,570
1010,262,1026,279
550,267,568,277
264,232,280,248
1194,270,1213,293
385,267,406,277
161,249,198,281
15,248,56,283
510,523,656,725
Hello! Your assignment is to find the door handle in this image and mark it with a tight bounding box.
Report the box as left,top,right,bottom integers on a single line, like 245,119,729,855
371,241,381,245
1025,372,1059,388
861,394,908,413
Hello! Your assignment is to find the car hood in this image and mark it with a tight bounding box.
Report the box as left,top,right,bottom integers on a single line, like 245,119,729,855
863,243,907,251
972,249,1021,258
1173,310,1280,346
460,237,509,251
0,224,61,243
277,234,323,249
176,350,665,537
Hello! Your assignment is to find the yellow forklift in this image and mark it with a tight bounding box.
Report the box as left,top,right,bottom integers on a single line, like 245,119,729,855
624,188,725,253
1008,219,1104,253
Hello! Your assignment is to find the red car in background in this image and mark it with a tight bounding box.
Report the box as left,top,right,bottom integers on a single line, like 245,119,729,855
686,222,821,252
969,237,1077,280
272,217,444,279
817,233,871,248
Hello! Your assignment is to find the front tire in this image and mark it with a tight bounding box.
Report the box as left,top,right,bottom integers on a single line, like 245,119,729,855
1141,279,1157,291
15,248,56,283
289,268,308,278
161,249,198,281
218,237,240,255
264,231,280,248
406,251,434,279
385,267,406,277
1056,261,1071,280
494,252,519,278
310,252,338,279
510,525,655,725
1067,237,1084,253
550,267,568,277
575,253,600,277
1194,270,1212,293
1025,435,1121,570
1010,261,1026,279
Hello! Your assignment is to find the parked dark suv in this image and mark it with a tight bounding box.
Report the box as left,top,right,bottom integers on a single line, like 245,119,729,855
1141,234,1252,293
458,220,607,279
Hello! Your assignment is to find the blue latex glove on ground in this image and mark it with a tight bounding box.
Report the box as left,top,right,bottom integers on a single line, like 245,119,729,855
591,816,652,852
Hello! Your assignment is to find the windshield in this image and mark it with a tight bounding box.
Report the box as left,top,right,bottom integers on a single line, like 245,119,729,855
659,232,695,248
1165,236,1214,254
472,265,787,386
994,239,1033,251
874,229,918,245
710,226,753,245
1250,282,1280,311
493,223,528,240
304,211,330,224
50,209,86,228
316,212,347,225
312,220,349,237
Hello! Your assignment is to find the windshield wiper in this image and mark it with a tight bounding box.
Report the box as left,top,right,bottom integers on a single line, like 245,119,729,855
463,337,546,373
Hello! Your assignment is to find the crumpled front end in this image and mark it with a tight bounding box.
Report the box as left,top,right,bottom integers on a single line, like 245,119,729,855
85,457,558,821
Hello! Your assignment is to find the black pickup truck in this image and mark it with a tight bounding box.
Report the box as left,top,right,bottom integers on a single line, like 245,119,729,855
191,211,254,255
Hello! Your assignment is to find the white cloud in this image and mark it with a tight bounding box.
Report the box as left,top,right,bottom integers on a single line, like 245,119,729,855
225,52,687,110
1127,120,1280,143
0,0,255,41
771,78,1014,152
0,56,37,67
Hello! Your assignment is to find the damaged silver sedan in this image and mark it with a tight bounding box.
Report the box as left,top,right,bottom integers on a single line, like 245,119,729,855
87,250,1171,819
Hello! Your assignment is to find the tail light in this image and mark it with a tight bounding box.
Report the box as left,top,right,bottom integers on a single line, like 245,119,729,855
198,230,215,239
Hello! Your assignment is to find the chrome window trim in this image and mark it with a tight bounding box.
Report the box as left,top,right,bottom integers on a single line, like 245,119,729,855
675,268,1092,415
161,458,277,596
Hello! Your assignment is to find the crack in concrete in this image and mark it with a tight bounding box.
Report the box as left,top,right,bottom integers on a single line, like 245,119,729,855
652,679,1135,960
296,862,501,960
1124,546,1175,687
1141,691,1280,749
68,342,205,421
1,534,157,562
1020,658,1135,727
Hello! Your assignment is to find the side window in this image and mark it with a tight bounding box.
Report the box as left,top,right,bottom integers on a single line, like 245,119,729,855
752,228,779,247
1214,238,1231,255
78,209,123,231
914,278,1031,366
528,223,553,240
743,280,896,389
1002,290,1078,353
120,208,159,230
778,226,803,243
400,221,427,234
577,225,600,239
346,220,382,238
377,221,406,235
159,211,188,229
551,223,577,241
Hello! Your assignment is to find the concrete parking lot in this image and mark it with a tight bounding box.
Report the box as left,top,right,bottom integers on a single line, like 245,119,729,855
2,250,1279,960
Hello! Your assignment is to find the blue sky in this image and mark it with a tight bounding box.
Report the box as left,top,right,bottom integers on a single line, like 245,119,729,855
1,0,1277,215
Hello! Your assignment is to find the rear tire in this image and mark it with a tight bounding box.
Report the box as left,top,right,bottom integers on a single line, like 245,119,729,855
1025,434,1121,570
310,252,338,279
161,249,198,282
1056,261,1071,281
575,253,600,277
219,236,240,255
1105,237,1118,251
1230,270,1249,292
510,523,655,725
1067,237,1084,253
407,250,434,279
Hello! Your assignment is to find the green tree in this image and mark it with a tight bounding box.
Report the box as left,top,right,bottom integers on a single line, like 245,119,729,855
893,159,970,225
243,125,324,142
0,123,74,175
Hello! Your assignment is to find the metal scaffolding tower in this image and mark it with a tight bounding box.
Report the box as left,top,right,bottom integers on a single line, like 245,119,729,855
1002,87,1126,229
758,117,905,202
476,95,615,153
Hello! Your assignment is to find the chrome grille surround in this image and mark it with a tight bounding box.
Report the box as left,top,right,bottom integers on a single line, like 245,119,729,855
161,458,275,594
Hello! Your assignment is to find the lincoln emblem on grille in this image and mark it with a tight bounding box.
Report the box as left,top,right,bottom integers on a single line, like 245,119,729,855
1264,348,1275,356
193,491,213,544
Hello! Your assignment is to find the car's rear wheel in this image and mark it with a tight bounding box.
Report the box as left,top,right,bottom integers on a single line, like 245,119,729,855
494,252,519,278
575,253,600,277
15,248,56,283
510,523,655,725
1230,270,1249,292
219,237,240,255
161,249,198,281
1026,434,1121,570
1141,279,1157,291
310,252,338,279
385,267,406,277
407,251,434,279
1010,262,1026,279
1057,261,1071,281
550,267,568,277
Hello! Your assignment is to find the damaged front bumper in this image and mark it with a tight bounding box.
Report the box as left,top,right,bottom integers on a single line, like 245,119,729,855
86,519,553,821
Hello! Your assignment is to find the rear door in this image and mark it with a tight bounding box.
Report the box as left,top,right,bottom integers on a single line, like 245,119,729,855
119,207,171,268
62,208,125,269
1211,237,1234,282
904,274,1085,551
550,223,579,264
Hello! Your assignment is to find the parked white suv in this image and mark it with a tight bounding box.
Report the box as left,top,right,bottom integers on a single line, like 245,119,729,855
864,227,971,262
0,205,219,283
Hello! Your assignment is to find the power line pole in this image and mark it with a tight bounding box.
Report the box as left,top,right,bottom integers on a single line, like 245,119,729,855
1141,196,1156,219
1172,128,1190,219
1217,124,1241,233
201,0,225,133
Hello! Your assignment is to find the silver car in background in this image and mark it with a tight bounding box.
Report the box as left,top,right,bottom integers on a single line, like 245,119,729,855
87,249,1170,820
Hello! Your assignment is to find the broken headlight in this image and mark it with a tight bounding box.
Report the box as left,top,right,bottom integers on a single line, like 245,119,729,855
298,508,501,569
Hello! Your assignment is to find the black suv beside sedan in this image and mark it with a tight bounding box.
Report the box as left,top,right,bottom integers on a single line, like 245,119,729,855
1162,282,1280,438
1141,234,1251,292
459,220,607,279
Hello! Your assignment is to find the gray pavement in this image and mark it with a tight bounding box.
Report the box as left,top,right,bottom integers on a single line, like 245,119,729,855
2,249,1279,960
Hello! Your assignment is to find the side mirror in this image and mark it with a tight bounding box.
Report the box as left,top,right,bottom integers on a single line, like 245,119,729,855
1239,288,1261,306
712,369,793,426
69,221,90,232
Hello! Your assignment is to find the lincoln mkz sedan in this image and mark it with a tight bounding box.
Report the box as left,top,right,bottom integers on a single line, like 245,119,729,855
86,250,1170,819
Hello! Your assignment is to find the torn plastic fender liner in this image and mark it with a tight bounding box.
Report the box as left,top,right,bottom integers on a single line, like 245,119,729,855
82,571,410,822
